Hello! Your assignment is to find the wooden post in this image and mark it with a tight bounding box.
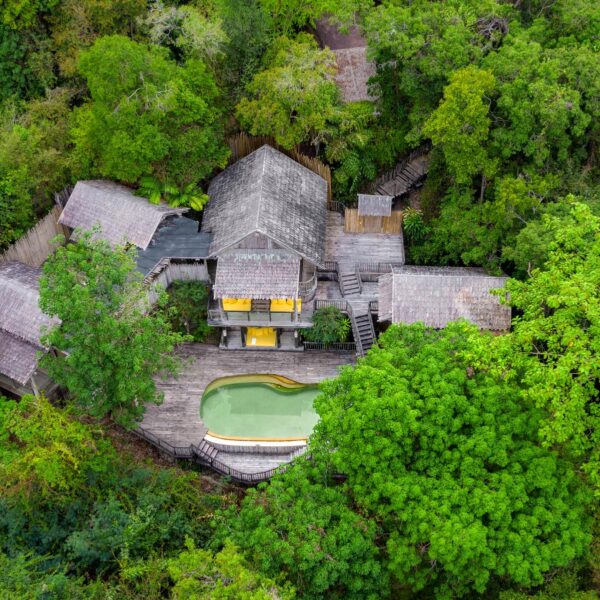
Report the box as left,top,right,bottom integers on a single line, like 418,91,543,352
219,298,226,323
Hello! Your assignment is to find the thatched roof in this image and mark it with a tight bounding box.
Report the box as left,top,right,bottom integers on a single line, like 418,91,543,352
59,180,187,250
202,146,328,266
378,266,511,331
135,217,212,275
357,194,393,217
333,47,376,103
315,17,375,103
213,250,300,300
0,262,57,385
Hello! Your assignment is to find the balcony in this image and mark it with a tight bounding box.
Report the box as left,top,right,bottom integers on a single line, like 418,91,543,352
207,299,314,328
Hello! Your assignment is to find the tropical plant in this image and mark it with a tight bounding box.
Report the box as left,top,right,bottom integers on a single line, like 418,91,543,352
165,281,211,342
137,176,209,211
302,306,350,345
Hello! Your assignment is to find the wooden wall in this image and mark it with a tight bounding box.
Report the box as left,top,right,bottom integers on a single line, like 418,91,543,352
0,206,69,266
344,209,403,234
147,260,210,305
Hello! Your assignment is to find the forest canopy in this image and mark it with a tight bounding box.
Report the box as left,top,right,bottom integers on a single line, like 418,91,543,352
0,0,598,598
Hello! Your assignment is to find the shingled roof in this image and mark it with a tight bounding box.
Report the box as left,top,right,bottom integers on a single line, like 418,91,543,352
357,194,393,217
59,181,187,250
202,146,328,266
0,262,58,385
213,250,300,300
378,266,511,331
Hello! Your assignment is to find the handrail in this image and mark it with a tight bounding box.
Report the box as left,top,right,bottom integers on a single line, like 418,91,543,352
298,272,317,300
314,299,349,312
318,261,339,273
133,426,285,484
369,300,379,313
304,341,356,351
328,201,345,215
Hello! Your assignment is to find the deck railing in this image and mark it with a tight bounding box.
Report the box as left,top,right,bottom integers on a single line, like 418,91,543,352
314,299,349,312
304,341,356,352
132,427,282,484
207,305,312,326
298,272,318,300
369,300,379,314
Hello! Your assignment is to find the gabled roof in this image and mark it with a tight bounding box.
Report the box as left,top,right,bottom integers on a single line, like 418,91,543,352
135,217,212,275
357,194,393,217
0,262,58,385
213,250,300,300
59,180,187,250
202,146,328,266
378,266,511,331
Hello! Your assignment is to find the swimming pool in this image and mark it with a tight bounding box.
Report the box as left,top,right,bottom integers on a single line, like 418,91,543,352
200,374,320,441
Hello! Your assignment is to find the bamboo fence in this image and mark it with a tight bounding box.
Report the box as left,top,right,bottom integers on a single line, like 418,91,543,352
0,206,69,267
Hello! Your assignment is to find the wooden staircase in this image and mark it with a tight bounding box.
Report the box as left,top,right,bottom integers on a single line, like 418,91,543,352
351,310,375,356
339,270,361,296
367,145,430,198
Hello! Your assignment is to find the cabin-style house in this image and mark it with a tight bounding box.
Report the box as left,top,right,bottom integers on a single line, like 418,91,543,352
51,143,511,356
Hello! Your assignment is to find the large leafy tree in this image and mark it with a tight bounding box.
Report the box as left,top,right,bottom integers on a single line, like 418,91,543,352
71,35,229,189
424,66,497,187
227,323,591,598
39,233,186,427
501,202,600,490
236,33,338,149
220,462,384,599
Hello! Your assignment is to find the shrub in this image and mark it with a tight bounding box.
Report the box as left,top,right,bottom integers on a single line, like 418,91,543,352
303,306,350,345
166,281,211,342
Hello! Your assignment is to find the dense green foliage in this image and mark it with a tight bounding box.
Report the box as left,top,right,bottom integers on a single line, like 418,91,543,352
166,280,211,342
302,305,350,345
39,234,186,427
0,0,598,596
223,324,592,598
0,395,239,598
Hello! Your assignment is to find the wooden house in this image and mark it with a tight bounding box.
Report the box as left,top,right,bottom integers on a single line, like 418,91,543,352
202,145,328,349
377,266,511,331
0,262,58,397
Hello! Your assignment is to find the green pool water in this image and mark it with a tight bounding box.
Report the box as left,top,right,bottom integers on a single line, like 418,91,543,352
200,375,320,440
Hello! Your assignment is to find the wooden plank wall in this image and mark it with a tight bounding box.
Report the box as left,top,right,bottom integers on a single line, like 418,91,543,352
344,209,403,234
147,261,210,305
0,206,69,267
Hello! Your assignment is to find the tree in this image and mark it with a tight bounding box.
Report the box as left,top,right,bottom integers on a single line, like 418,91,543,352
139,2,228,71
236,33,338,149
229,323,591,598
165,281,211,342
365,0,510,143
167,539,295,599
39,233,186,427
0,395,114,507
71,35,229,191
424,66,497,186
220,462,384,599
502,202,600,490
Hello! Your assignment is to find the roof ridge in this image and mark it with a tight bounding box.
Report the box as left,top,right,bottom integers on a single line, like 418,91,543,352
255,146,268,231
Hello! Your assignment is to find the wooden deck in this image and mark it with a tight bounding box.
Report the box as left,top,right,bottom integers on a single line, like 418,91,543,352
325,212,405,270
140,343,355,449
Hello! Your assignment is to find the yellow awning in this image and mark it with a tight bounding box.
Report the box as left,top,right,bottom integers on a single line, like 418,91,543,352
270,298,302,313
222,297,251,312
246,327,277,347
